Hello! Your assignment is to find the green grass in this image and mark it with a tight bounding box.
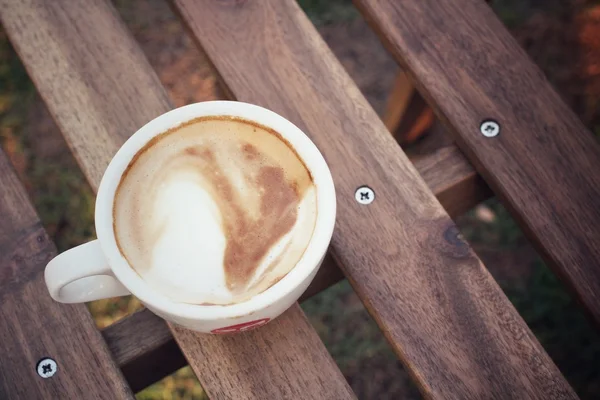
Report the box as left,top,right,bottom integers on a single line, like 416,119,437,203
137,368,209,400
297,0,356,24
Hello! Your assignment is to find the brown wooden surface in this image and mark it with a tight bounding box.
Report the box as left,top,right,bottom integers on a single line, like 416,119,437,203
102,310,171,372
413,145,492,218
103,140,491,391
355,0,600,324
0,0,355,399
102,309,186,392
102,276,345,392
102,310,186,393
171,304,353,399
173,0,577,398
0,150,133,399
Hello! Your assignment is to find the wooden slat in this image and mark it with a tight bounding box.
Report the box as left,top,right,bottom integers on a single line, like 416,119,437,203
103,142,491,391
104,307,353,396
101,310,185,393
413,145,491,218
0,1,355,399
0,151,133,399
4,0,488,394
102,310,173,376
354,0,600,323
172,0,576,398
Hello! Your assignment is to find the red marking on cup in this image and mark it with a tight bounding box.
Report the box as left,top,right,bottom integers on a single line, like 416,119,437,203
211,318,271,334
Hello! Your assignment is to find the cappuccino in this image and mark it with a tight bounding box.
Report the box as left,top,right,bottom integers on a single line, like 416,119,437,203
113,116,317,305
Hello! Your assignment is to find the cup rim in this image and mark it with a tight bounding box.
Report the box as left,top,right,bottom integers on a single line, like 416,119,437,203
95,101,336,320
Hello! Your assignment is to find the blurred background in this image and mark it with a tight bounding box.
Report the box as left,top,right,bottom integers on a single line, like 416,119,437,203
1,0,599,399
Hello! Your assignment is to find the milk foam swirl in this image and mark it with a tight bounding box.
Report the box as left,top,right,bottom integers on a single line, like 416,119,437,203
113,116,317,305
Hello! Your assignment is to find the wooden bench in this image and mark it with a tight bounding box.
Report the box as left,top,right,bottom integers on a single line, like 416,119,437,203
1,0,598,398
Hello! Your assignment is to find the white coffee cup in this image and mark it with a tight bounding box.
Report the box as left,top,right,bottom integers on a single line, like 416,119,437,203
44,101,336,334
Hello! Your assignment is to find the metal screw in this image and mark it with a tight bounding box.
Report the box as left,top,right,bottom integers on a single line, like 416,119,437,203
355,186,375,205
480,120,500,137
36,358,57,379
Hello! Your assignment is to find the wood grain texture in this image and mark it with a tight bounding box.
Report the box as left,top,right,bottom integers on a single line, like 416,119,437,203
173,0,576,398
102,143,490,391
384,71,433,145
101,255,345,393
354,0,600,324
171,303,354,399
0,0,355,398
0,151,133,399
101,310,186,393
101,269,344,393
102,310,172,368
413,145,492,218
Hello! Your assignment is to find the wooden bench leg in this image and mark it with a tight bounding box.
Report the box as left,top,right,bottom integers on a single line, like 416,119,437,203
383,70,413,131
383,70,434,144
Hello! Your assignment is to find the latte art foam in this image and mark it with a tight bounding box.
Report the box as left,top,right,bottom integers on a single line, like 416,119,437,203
113,116,317,305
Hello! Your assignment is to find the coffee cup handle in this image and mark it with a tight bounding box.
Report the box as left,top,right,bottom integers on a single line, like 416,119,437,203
45,240,130,303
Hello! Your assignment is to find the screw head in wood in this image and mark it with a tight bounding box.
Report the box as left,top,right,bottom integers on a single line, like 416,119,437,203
355,186,375,205
480,120,500,137
36,357,57,378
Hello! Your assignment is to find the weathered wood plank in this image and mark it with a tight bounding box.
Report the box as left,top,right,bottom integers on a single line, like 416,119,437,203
413,145,491,218
0,150,133,399
103,142,491,391
172,0,576,398
101,310,185,393
0,0,355,398
354,0,600,324
171,303,351,399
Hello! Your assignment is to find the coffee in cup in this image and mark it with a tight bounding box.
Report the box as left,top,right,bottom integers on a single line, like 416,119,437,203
113,116,318,305
44,101,336,333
